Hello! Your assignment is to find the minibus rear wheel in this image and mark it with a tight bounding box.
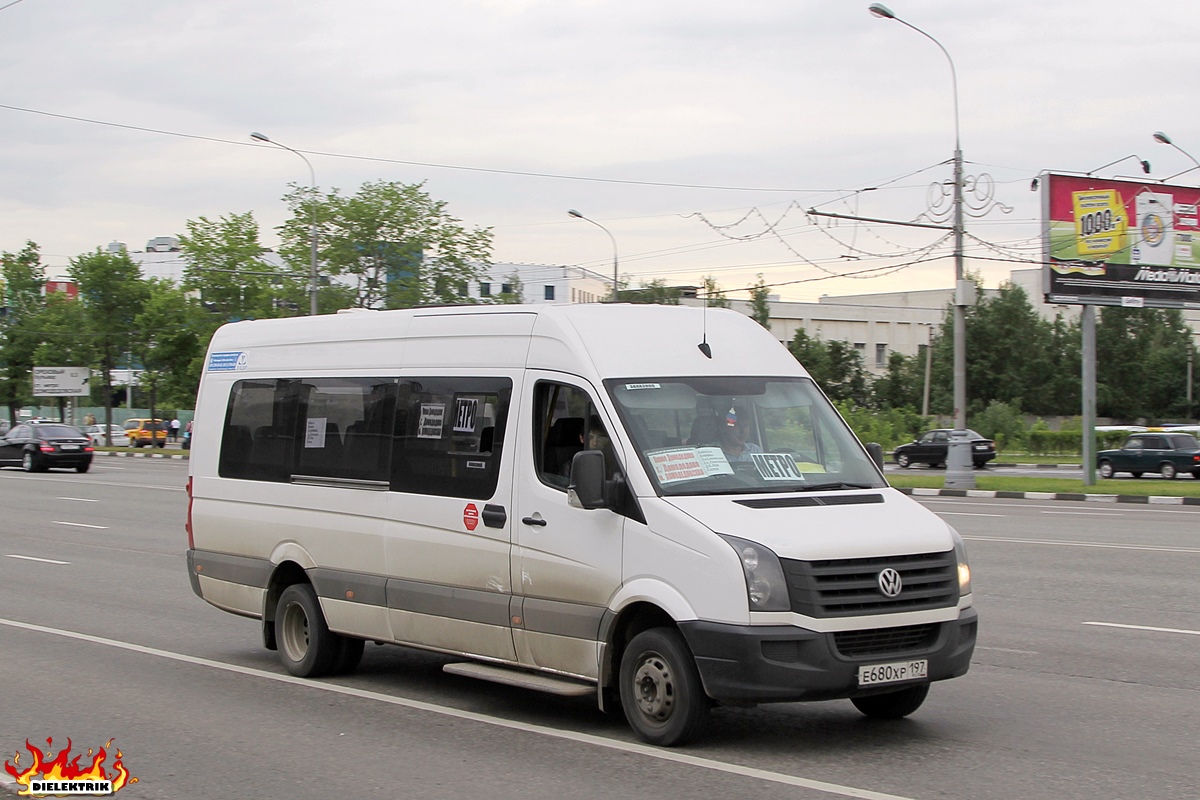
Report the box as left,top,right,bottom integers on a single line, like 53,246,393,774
619,628,709,746
276,583,342,678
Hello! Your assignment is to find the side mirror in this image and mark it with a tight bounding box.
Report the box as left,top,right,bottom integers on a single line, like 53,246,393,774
865,442,884,470
568,450,608,510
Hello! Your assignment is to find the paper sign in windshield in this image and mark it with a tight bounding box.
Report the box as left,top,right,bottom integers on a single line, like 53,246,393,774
647,447,733,484
304,417,328,448
751,452,804,480
418,404,446,439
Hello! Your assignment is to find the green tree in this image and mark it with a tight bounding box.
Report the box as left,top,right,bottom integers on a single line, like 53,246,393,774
787,329,868,404
749,274,771,329
280,180,493,310
1096,307,1195,420
871,350,925,410
133,279,218,415
179,211,296,320
619,279,681,304
31,292,95,422
701,276,730,308
495,271,524,304
0,242,46,423
69,248,149,433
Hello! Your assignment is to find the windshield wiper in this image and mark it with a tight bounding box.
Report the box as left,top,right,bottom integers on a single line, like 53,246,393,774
796,481,876,492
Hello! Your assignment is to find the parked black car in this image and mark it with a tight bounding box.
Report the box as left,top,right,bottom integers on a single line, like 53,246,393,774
0,423,94,473
893,429,996,469
1096,432,1200,479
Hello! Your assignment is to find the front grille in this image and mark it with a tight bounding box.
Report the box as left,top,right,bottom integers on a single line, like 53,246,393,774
781,550,958,618
833,623,940,657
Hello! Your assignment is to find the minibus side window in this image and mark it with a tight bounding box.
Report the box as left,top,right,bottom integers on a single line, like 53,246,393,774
390,377,511,499
220,378,396,483
533,381,612,490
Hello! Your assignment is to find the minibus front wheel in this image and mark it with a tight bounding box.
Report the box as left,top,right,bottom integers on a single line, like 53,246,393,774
276,583,345,678
619,628,710,746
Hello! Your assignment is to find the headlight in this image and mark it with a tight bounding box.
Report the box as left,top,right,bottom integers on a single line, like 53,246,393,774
951,528,972,596
718,535,791,612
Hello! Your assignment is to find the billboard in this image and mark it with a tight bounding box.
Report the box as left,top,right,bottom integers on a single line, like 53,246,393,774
1042,173,1200,308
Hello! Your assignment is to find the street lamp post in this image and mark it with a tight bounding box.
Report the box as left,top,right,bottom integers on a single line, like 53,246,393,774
873,3,974,489
568,209,619,302
869,4,967,433
250,132,320,316
1153,130,1200,181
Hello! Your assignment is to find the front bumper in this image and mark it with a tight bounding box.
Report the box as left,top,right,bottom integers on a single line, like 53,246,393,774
679,607,977,705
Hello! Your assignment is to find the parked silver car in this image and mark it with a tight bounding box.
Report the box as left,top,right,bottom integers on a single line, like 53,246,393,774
82,423,130,447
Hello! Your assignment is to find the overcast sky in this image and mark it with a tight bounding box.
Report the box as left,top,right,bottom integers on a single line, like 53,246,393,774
3,0,1199,301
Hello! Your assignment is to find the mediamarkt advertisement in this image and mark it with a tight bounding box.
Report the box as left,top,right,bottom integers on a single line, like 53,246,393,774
1042,172,1200,308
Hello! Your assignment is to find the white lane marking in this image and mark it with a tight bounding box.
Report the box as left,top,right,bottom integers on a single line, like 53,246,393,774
1084,622,1200,637
6,555,70,565
918,499,1200,515
933,512,1005,517
52,521,108,530
1040,511,1123,516
975,646,1038,655
0,618,917,800
961,536,1200,554
57,497,98,502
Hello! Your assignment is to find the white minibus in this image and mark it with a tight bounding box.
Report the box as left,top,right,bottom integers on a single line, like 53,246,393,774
186,303,976,746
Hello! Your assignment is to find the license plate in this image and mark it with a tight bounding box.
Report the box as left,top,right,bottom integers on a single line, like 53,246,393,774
858,659,928,686
60,444,80,450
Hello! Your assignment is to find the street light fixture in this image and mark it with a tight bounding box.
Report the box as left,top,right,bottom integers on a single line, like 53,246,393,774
568,209,619,302
250,131,320,316
1152,131,1200,181
869,3,967,433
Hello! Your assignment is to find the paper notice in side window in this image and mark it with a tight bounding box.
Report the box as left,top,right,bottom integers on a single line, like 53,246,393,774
647,446,733,483
305,417,328,448
751,453,804,480
418,404,446,439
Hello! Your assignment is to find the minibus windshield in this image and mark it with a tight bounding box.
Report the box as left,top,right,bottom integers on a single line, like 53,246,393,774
606,376,886,496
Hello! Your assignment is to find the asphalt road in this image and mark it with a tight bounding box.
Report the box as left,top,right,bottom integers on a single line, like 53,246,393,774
1,458,1197,800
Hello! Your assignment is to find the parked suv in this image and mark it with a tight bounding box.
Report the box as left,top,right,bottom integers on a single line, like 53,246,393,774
124,418,168,447
1097,432,1200,479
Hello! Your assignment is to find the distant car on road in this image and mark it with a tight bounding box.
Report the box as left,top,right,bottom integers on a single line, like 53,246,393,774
124,418,168,447
0,423,94,473
82,423,130,447
894,429,996,469
1096,432,1200,480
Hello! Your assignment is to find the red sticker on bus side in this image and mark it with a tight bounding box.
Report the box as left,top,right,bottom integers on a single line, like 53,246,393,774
463,503,479,531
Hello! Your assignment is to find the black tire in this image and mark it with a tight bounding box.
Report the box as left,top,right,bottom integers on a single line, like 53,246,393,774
332,637,365,675
21,452,42,473
1192,471,1200,480
1131,471,1143,479
619,628,709,747
75,462,91,473
275,583,341,678
851,683,930,719
896,452,911,469
1160,462,1177,480
1098,460,1114,479
932,462,945,470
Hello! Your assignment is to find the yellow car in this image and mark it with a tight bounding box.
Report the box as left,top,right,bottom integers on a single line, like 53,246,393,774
123,418,168,447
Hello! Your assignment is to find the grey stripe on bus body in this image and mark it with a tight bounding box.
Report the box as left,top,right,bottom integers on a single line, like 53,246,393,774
194,552,605,640
519,596,606,640
191,551,273,589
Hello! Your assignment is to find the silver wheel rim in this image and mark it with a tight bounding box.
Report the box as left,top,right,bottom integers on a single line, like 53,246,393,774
22,454,32,471
1163,464,1175,479
280,601,310,663
632,651,675,724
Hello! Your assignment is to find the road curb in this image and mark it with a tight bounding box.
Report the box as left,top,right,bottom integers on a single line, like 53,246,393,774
898,486,1200,506
95,450,187,461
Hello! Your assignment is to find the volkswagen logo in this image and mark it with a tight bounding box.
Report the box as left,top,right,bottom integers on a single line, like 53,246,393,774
877,568,903,598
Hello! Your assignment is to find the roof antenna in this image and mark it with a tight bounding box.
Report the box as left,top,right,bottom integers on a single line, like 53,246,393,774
698,286,713,359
